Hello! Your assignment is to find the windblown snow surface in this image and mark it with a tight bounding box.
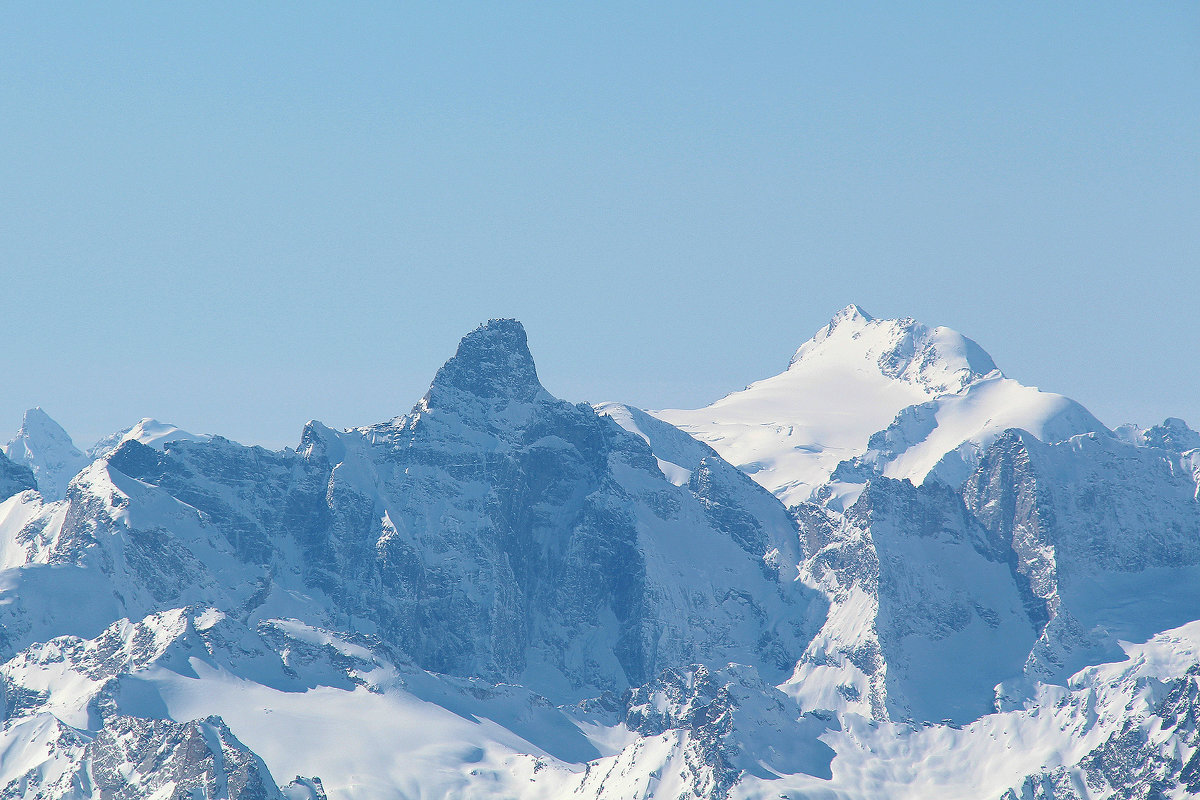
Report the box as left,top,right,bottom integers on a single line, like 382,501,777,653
0,310,1196,799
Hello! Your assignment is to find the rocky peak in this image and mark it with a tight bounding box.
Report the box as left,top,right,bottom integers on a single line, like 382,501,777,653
8,407,78,457
1142,417,1200,453
424,318,546,405
831,303,875,326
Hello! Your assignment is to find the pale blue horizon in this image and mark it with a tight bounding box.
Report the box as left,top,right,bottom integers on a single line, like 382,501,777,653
2,2,1197,448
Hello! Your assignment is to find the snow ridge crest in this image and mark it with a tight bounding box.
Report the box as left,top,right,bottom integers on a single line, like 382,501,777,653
789,305,998,396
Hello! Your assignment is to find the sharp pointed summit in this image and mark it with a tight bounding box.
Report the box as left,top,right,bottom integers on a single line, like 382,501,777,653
831,303,875,325
789,305,997,395
4,407,88,501
425,318,546,405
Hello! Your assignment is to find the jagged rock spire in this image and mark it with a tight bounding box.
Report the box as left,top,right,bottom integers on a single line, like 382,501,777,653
425,319,544,404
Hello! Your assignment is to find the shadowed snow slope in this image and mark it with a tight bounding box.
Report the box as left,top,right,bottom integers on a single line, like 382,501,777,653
965,428,1200,689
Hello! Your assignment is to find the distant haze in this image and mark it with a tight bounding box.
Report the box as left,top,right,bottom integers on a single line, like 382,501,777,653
1,3,1196,448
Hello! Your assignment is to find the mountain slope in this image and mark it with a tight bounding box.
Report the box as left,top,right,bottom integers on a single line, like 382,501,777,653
0,319,817,704
853,374,1106,489
0,450,36,502
965,428,1200,691
786,476,1038,724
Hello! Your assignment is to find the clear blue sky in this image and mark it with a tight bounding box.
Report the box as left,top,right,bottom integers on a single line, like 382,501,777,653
2,3,1197,448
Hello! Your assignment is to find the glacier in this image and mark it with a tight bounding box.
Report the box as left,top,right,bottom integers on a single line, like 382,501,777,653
0,310,1196,799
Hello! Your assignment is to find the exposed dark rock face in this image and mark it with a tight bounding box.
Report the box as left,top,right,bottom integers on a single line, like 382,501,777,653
797,476,1036,723
964,429,1200,684
0,452,35,503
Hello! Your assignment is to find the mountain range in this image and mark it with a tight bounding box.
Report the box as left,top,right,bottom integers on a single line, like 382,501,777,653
0,307,1196,799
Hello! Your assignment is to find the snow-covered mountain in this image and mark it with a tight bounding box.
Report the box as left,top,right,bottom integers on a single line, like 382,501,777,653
654,305,1107,509
87,417,211,459
3,407,88,501
785,475,1039,725
1,322,815,696
0,311,1197,799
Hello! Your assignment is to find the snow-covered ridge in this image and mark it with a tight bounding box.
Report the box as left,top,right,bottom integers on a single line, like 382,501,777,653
3,409,209,502
854,373,1107,490
88,417,211,459
0,312,1196,799
654,305,1107,508
788,303,997,394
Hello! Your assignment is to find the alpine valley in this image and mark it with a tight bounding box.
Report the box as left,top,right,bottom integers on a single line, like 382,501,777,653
0,308,1197,800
